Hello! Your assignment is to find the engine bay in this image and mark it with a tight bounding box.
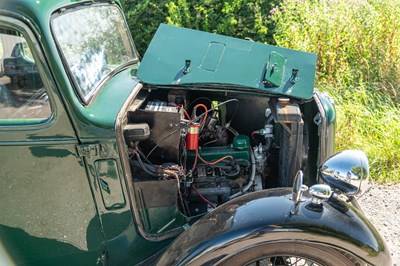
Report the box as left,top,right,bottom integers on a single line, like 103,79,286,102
123,87,319,224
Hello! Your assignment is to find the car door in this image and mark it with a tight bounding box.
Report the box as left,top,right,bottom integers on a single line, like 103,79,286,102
0,17,106,266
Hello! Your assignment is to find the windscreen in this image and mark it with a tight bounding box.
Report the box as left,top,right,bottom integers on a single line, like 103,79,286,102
52,4,138,103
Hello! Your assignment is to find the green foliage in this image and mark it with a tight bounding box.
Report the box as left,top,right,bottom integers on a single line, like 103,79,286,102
122,0,278,55
270,0,400,97
271,0,400,183
325,84,400,183
122,0,170,55
165,0,275,43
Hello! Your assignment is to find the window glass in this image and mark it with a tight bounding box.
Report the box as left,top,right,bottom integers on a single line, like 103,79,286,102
52,4,138,103
0,28,51,121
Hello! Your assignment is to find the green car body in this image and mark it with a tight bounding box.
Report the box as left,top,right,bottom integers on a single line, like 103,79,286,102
0,1,391,265
0,1,166,265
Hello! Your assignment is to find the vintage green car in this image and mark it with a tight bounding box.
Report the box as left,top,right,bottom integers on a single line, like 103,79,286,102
0,1,392,265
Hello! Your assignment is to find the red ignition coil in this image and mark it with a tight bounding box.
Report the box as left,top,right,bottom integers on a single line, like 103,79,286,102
186,124,200,150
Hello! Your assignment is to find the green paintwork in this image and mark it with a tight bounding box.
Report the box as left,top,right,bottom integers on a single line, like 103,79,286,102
75,67,140,139
317,92,336,157
318,92,336,125
264,51,287,87
188,145,250,165
0,25,106,261
138,24,317,100
79,141,173,264
0,10,105,264
139,207,187,235
0,118,50,125
95,159,126,210
0,144,105,265
0,1,170,265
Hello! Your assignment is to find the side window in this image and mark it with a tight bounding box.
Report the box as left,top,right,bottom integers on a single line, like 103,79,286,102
0,27,51,121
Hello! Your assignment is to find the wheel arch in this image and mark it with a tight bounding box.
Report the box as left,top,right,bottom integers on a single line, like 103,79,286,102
156,188,392,266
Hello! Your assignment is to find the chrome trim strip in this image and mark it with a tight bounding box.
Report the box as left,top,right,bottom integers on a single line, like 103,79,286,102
313,93,327,163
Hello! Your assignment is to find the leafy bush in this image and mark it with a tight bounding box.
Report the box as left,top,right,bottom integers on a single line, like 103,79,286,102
122,0,170,56
164,0,274,42
122,0,278,55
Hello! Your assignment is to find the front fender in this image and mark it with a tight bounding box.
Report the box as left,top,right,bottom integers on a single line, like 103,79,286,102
156,188,391,266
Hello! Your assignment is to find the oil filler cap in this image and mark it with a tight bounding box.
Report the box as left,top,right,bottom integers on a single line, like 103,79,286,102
233,135,250,150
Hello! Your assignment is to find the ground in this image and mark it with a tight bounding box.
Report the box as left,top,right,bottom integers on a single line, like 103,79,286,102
359,183,400,265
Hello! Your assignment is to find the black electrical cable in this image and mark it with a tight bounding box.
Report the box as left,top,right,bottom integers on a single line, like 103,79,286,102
188,96,213,109
223,164,241,177
179,139,187,170
146,127,181,159
137,148,153,165
182,187,191,217
136,153,158,177
235,158,251,167
192,99,239,124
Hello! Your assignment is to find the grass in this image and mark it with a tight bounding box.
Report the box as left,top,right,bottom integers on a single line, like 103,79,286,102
323,83,400,183
270,0,400,183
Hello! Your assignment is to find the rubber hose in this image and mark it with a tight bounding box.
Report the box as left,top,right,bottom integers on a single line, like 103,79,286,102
228,148,256,200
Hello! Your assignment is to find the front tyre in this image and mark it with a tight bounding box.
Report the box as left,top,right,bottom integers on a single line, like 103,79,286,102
218,242,362,266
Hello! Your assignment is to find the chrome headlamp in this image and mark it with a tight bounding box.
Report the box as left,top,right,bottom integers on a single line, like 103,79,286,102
319,150,369,196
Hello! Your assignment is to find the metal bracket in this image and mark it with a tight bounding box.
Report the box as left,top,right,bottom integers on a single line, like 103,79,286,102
183,59,191,74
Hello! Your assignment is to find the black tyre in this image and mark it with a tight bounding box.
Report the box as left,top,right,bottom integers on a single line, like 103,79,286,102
218,242,361,266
